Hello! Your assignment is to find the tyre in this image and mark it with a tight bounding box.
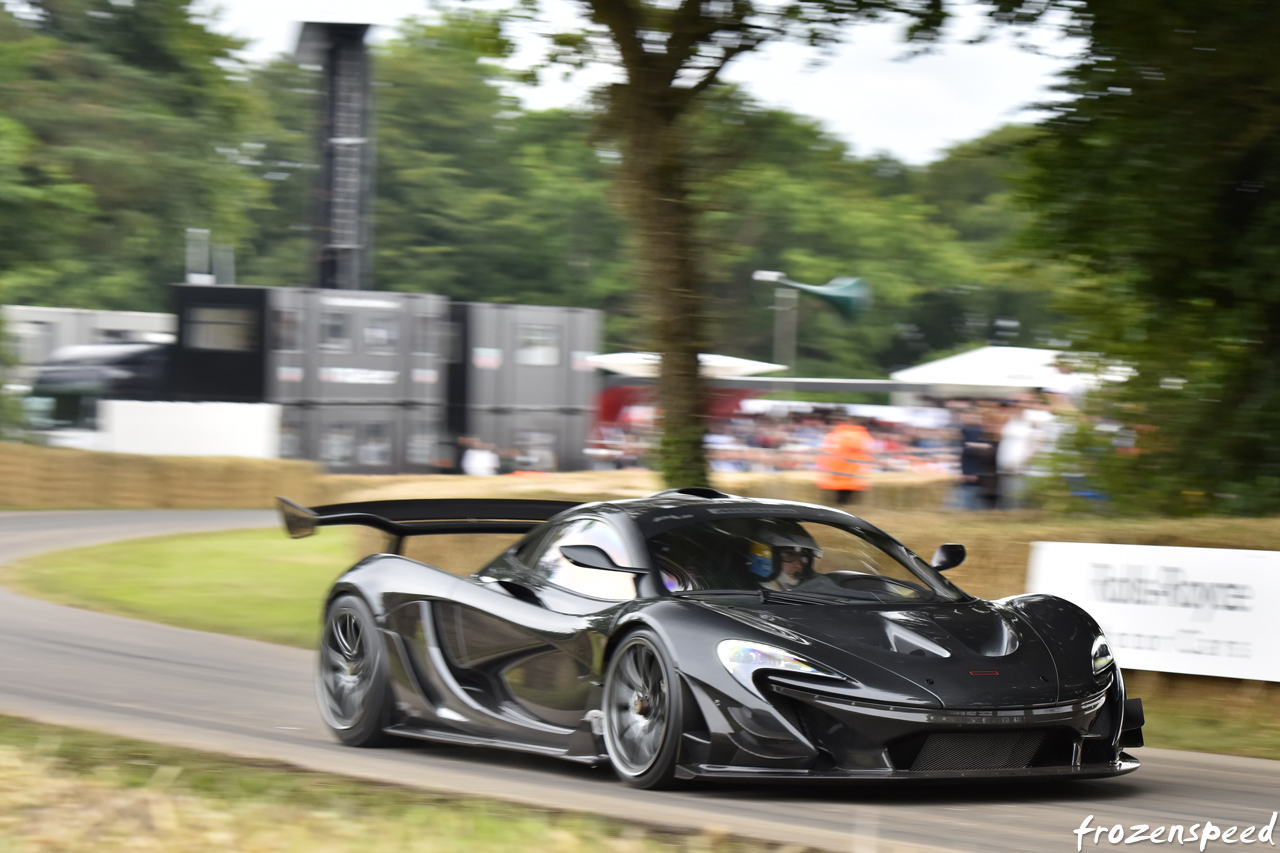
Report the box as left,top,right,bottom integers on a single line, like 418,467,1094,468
316,594,392,747
602,628,684,789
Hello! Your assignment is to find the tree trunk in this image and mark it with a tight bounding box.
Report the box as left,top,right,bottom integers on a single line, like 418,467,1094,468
618,99,709,488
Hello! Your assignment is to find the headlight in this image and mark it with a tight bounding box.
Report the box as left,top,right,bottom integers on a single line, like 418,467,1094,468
717,639,820,693
1091,634,1114,675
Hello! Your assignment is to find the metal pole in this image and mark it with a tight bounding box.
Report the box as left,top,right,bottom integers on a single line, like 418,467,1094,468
773,287,798,376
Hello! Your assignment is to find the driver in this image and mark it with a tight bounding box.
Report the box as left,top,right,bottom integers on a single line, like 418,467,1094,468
746,522,823,590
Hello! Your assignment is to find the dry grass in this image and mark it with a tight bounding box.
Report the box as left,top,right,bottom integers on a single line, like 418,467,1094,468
0,443,323,510
0,719,795,853
334,468,952,509
0,440,954,512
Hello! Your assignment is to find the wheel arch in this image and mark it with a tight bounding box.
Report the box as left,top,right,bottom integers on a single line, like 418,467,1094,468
602,613,710,748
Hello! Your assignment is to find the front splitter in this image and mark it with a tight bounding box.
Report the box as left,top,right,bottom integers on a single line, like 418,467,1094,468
676,754,1141,784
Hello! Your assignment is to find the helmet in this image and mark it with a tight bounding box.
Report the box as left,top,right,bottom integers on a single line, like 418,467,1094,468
746,520,822,587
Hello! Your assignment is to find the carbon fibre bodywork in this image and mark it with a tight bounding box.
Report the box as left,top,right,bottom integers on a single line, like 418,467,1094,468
287,489,1142,783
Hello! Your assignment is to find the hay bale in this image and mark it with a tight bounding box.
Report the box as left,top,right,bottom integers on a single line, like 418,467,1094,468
0,444,321,509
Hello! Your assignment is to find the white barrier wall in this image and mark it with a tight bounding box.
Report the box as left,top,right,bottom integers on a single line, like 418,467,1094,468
99,401,281,459
1026,542,1280,682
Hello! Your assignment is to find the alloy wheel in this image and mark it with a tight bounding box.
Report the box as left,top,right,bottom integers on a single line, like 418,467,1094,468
604,638,671,776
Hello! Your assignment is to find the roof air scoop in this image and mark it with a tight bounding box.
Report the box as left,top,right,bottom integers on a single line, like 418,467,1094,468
657,487,732,499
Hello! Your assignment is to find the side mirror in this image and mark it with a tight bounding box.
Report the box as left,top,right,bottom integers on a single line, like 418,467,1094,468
931,543,966,572
559,545,668,598
560,544,626,571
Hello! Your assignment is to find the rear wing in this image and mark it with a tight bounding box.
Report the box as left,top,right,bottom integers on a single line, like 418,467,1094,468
276,496,579,543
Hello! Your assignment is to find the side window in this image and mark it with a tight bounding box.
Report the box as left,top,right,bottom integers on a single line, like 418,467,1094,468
572,519,632,567
533,519,636,601
513,523,560,567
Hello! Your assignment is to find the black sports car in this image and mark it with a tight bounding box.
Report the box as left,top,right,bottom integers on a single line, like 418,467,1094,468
278,488,1143,788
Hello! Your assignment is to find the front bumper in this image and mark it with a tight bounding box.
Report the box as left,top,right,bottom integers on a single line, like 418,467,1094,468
682,670,1140,781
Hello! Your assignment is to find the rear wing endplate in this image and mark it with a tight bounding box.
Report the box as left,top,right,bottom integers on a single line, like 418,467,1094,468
276,496,579,541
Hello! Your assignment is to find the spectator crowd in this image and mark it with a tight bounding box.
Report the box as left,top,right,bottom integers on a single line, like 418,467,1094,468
588,390,1080,511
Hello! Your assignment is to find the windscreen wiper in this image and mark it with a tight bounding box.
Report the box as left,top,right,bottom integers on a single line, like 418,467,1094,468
673,589,765,601
759,589,853,605
674,588,874,605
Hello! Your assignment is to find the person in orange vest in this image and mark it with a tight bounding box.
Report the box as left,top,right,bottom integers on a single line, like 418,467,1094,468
816,413,875,506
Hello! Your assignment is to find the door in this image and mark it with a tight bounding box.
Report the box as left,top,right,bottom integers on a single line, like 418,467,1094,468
438,517,638,742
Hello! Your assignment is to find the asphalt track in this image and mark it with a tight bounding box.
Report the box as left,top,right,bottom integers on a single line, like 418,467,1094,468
1,509,1278,852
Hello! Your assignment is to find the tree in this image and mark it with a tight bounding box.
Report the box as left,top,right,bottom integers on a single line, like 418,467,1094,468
535,0,953,486
646,90,1055,380
684,90,987,376
0,310,21,439
233,60,322,289
368,14,635,348
0,1,263,310
920,124,1037,251
1009,0,1280,513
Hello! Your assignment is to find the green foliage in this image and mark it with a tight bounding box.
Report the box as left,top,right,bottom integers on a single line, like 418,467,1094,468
1015,0,1280,514
0,1,264,310
232,60,321,289
369,16,635,346
684,89,1047,379
920,124,1039,248
0,311,21,438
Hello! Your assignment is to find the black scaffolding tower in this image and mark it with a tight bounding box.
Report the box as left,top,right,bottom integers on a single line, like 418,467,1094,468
295,22,374,291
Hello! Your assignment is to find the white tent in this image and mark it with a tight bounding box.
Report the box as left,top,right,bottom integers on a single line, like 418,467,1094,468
587,352,786,379
738,399,952,428
889,346,1065,404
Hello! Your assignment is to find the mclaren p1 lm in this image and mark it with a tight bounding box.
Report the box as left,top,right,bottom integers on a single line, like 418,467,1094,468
278,487,1143,788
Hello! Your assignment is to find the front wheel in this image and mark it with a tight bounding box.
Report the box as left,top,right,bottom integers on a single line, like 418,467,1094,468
602,629,684,789
316,594,392,747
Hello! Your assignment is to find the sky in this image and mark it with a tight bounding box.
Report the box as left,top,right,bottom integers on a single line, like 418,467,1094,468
202,1,1084,165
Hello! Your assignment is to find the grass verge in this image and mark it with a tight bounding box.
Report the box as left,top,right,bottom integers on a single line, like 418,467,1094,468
1140,702,1280,761
1,527,355,648
0,715,779,853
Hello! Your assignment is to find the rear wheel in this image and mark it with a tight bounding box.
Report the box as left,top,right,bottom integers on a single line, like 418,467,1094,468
317,594,392,747
603,629,684,789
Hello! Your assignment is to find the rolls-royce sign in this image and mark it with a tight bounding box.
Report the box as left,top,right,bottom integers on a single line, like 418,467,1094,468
1025,542,1280,682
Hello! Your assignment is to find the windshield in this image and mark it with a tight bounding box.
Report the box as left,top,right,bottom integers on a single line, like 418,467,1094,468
647,517,966,604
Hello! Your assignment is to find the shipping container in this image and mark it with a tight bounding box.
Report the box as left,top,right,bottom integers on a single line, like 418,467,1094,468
29,286,599,472
447,302,601,472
